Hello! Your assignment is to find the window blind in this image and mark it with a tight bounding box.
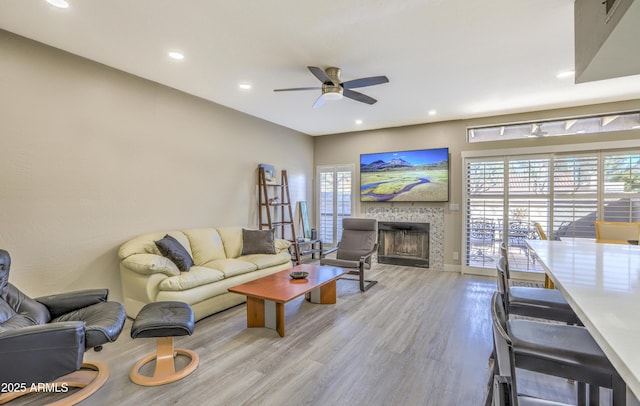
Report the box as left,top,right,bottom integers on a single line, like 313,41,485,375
464,149,640,273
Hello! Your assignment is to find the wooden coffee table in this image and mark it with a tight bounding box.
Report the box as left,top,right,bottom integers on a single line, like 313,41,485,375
228,264,348,337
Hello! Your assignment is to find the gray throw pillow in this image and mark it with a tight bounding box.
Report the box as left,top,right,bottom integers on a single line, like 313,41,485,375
241,229,276,255
154,234,194,272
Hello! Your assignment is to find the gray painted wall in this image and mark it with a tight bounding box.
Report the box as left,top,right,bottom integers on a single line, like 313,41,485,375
0,30,313,300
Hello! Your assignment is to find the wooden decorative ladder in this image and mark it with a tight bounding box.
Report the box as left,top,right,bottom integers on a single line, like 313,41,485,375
258,167,300,263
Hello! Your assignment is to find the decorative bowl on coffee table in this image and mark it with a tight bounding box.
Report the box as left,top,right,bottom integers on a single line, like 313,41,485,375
290,271,309,279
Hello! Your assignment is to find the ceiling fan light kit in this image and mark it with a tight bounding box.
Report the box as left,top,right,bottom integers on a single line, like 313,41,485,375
322,87,343,100
274,66,389,108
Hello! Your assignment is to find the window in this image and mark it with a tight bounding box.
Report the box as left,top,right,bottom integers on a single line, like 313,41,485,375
464,149,640,273
603,152,640,222
553,154,598,238
317,165,354,247
467,110,640,143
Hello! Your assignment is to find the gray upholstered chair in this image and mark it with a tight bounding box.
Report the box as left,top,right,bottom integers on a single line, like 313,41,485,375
320,217,378,291
489,291,626,406
0,249,126,405
490,291,573,406
498,244,579,325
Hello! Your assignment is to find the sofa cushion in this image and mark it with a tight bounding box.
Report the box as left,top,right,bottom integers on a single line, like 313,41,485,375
155,235,194,272
204,258,257,278
183,228,227,265
216,227,243,259
158,266,225,291
241,229,276,255
240,252,292,269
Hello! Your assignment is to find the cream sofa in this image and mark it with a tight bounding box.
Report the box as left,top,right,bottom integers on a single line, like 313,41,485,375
118,227,292,321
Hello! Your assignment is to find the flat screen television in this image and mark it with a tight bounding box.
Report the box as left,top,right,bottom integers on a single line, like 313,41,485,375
360,147,449,202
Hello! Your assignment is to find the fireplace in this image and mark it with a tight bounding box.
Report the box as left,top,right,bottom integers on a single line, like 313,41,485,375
377,222,429,268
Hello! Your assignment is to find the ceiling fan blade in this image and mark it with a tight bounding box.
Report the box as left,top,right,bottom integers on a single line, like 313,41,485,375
343,89,377,105
308,66,334,85
342,75,389,89
312,94,326,109
273,87,321,92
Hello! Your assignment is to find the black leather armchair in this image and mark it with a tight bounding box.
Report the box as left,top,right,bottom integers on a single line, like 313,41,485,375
0,249,126,405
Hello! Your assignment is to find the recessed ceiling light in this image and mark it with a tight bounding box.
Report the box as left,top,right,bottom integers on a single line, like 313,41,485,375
355,119,363,125
238,83,252,90
46,0,69,8
557,70,575,79
168,51,184,60
428,110,437,116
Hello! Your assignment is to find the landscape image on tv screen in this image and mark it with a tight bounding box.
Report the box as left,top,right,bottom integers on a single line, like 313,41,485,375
360,147,449,202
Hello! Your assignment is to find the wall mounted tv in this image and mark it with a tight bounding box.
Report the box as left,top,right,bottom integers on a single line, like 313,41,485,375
360,147,449,202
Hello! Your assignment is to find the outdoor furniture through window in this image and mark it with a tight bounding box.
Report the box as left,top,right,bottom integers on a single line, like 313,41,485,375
469,219,496,259
507,221,538,266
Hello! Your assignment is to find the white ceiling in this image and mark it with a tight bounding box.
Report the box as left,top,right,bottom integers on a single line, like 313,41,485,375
1,0,640,136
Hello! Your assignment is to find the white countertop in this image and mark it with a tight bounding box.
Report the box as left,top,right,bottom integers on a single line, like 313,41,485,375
526,238,640,401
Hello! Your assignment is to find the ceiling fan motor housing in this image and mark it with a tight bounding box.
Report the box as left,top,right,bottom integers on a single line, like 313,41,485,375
322,67,344,99
324,67,342,83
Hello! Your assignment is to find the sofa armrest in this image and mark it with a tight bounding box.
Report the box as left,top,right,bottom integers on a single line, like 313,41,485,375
35,289,108,319
274,238,292,254
0,322,85,386
120,253,180,277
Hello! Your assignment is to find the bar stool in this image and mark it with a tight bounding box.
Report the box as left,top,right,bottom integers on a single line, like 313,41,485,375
490,291,626,406
498,244,579,325
491,290,572,406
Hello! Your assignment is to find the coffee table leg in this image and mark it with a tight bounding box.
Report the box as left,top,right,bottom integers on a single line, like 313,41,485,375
246,296,265,328
308,280,337,304
275,302,285,337
246,297,286,337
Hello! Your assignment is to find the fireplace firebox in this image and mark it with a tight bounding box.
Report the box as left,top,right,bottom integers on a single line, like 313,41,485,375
377,222,429,268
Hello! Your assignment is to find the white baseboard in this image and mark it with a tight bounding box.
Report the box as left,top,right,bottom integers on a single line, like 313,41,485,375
461,267,495,278
443,264,461,273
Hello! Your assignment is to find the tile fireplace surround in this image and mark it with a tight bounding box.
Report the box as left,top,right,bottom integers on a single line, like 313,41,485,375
365,207,444,271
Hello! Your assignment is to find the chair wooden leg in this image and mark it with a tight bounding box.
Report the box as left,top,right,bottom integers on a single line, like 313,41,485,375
0,361,109,406
544,274,555,289
129,337,199,386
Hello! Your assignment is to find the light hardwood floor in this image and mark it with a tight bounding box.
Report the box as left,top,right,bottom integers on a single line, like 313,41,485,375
15,264,582,406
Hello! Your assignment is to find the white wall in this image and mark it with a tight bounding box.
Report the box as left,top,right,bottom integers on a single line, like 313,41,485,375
0,30,313,300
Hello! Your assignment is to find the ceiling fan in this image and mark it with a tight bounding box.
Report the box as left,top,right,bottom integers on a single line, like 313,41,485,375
274,66,389,109
529,123,549,137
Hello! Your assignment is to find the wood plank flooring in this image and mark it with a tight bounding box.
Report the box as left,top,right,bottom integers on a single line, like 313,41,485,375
13,264,583,406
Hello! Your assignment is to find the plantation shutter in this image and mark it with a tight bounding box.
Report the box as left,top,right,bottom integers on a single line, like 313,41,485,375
465,159,505,268
552,154,599,239
602,152,640,222
317,165,354,247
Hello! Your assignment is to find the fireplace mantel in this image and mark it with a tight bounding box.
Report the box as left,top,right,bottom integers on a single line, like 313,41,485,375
365,207,444,271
